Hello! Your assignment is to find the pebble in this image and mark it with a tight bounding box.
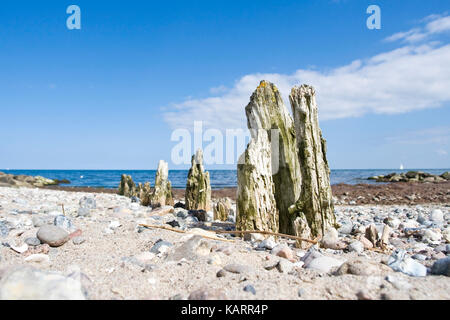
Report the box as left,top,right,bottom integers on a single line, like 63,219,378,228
277,259,294,274
207,254,222,266
321,228,340,249
297,288,305,297
188,287,227,300
24,254,50,264
258,236,276,250
54,215,76,233
387,249,427,277
356,290,372,300
77,207,90,217
347,241,364,254
412,254,427,261
0,266,86,299
109,220,121,230
250,233,265,242
358,235,374,249
430,209,444,222
431,257,450,276
243,284,256,295
72,236,86,245
224,263,252,274
0,222,9,238
11,243,28,254
79,197,96,209
271,244,294,260
36,225,70,247
150,239,173,254
335,259,389,276
216,269,227,277
304,256,344,273
25,237,41,247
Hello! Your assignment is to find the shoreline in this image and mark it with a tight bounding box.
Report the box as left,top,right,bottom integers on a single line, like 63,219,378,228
40,181,450,205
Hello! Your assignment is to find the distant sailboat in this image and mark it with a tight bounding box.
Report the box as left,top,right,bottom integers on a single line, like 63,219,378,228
80,175,84,179
400,164,404,170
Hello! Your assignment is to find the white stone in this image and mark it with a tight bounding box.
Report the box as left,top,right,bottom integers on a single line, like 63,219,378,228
11,243,28,254
305,256,345,273
430,209,444,222
109,220,121,229
24,254,50,264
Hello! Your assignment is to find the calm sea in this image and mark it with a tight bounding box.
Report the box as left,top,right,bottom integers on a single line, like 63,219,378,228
1,169,448,190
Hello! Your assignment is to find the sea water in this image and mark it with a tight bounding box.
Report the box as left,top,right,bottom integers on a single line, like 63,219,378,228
1,169,448,189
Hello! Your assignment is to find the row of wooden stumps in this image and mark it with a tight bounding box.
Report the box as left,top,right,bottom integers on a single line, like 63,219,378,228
118,151,213,212
236,81,337,248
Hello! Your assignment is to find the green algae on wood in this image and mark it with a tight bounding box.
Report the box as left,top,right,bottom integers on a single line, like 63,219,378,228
185,149,212,211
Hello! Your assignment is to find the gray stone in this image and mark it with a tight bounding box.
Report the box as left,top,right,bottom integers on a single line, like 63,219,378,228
430,209,444,222
36,225,70,247
338,221,353,234
0,266,86,299
216,269,227,277
431,257,450,276
72,236,85,245
79,197,96,209
347,241,364,254
25,237,41,247
412,254,427,261
387,249,427,277
150,239,173,254
223,264,253,275
166,236,206,262
277,259,294,274
188,287,227,300
32,216,52,228
176,209,189,219
243,284,256,295
0,221,9,238
258,236,277,250
335,259,390,276
304,256,344,273
77,207,90,217
54,215,76,233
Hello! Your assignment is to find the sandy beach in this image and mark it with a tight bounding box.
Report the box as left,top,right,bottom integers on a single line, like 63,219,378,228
0,185,449,300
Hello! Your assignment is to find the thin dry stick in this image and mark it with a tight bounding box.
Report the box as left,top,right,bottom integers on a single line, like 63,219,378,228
214,229,318,244
61,204,66,215
138,224,234,243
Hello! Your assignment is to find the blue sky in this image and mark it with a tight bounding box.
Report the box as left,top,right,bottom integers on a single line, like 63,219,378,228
0,0,449,170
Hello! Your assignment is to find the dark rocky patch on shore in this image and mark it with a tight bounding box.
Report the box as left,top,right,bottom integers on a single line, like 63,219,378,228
0,171,70,188
368,171,449,183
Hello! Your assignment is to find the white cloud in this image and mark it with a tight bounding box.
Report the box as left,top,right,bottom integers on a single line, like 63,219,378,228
386,126,450,145
385,14,450,43
163,14,450,131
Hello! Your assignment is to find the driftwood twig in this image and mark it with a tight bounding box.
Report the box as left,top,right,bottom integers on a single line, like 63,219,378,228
138,224,234,243
214,229,318,244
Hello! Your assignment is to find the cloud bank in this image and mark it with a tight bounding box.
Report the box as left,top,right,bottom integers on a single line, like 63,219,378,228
163,14,450,131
